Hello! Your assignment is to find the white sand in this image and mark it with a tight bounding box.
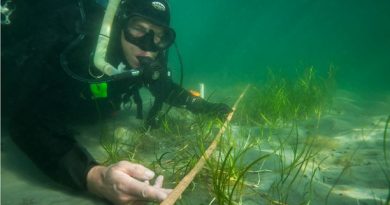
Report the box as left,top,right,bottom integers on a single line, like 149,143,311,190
1,88,389,205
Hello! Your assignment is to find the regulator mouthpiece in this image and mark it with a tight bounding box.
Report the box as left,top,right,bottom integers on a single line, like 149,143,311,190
137,56,164,80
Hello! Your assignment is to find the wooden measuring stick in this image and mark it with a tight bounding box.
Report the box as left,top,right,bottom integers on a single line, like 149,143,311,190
160,84,250,205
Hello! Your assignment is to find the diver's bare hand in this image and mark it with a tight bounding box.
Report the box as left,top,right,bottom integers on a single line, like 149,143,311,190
87,161,171,205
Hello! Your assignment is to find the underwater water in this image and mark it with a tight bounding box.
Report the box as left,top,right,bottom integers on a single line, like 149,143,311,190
2,0,390,205
169,0,390,91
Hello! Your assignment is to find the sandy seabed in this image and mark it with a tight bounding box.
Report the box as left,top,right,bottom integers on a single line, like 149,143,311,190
1,88,390,205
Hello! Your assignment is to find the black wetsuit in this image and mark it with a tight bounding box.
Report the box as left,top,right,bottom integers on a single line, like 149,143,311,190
2,0,213,191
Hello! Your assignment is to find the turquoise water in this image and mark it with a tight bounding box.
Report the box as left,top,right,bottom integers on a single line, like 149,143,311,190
168,0,390,91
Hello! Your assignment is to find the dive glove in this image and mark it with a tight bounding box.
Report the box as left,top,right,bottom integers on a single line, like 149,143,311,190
186,97,232,120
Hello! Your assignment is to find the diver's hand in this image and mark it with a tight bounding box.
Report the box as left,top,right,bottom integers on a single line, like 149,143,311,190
204,102,232,120
187,97,232,120
87,161,171,205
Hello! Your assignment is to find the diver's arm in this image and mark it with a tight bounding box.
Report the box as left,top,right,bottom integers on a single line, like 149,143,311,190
147,78,193,107
9,99,98,191
146,78,232,120
6,0,116,193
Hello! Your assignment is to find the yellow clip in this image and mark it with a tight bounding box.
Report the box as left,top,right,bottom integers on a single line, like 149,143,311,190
189,90,201,97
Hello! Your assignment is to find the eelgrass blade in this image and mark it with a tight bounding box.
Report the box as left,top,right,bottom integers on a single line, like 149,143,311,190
378,163,390,205
219,147,234,204
325,145,360,205
384,115,390,166
228,153,272,204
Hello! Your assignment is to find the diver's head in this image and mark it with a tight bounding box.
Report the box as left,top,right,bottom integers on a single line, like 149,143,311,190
118,0,175,68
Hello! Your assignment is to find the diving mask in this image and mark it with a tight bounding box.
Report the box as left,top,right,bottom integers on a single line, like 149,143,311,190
123,16,175,52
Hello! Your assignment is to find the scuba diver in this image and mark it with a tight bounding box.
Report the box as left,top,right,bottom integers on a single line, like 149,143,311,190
2,0,231,204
